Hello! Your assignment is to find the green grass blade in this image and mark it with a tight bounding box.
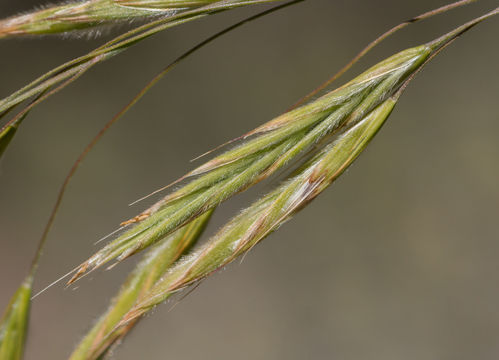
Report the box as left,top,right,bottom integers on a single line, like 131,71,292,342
0,277,33,360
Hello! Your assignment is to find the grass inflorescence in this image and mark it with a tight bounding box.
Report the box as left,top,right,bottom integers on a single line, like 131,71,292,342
63,9,498,357
68,43,433,282
0,1,497,359
69,211,213,360
0,0,251,38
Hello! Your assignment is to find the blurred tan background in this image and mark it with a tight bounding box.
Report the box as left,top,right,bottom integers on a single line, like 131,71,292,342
1,0,499,359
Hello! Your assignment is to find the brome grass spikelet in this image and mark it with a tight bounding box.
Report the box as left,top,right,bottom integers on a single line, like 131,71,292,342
69,210,213,360
69,43,432,283
0,0,276,38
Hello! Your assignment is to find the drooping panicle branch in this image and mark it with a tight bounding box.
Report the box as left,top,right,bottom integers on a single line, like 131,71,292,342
0,0,255,38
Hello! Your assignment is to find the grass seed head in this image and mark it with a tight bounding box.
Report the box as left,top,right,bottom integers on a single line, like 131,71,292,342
0,0,221,38
69,210,213,360
114,94,398,329
68,43,431,283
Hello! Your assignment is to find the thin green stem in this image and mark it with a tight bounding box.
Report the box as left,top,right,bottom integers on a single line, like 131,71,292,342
289,0,477,110
0,0,284,131
427,6,499,51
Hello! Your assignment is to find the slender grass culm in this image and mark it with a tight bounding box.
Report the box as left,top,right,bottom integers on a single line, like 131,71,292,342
0,0,284,162
0,1,497,359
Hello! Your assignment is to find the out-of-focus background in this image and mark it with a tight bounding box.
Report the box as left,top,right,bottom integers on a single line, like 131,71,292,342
1,0,498,359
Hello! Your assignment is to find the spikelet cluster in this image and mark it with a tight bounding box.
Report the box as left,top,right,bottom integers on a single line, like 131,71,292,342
0,3,496,359
69,43,432,283
0,0,220,37
69,211,213,360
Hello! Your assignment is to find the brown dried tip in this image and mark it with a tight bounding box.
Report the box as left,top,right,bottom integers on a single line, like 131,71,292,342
120,211,151,226
0,20,24,38
68,263,89,285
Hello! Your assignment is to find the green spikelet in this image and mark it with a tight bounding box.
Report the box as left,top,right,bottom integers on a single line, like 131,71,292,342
0,277,33,360
69,43,431,283
69,210,213,360
0,0,221,37
115,92,399,331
